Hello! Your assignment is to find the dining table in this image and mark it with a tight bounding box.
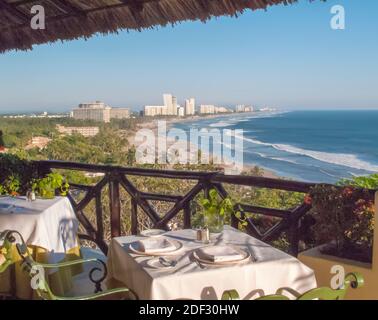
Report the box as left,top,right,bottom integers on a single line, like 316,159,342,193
0,196,81,299
106,225,317,300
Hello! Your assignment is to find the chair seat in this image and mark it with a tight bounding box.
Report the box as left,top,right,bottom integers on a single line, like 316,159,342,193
67,247,108,297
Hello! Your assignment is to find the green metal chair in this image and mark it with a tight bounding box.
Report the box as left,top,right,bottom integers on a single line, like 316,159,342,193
222,272,364,300
0,230,136,300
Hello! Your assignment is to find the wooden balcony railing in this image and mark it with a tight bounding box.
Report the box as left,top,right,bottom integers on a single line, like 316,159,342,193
36,160,319,256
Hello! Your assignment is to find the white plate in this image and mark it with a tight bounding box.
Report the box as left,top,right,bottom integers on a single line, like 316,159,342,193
140,229,166,237
129,239,183,256
146,257,177,269
193,247,251,266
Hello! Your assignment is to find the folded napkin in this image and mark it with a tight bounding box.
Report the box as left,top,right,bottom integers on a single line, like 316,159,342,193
137,237,176,253
196,245,245,263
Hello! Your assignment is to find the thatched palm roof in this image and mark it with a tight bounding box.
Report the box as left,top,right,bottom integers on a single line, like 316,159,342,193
0,0,308,53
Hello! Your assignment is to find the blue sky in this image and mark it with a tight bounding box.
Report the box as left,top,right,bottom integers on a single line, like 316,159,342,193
0,0,377,113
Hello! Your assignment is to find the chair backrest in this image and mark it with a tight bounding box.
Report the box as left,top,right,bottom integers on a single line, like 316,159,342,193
0,230,56,300
297,272,364,300
222,272,364,300
0,230,14,273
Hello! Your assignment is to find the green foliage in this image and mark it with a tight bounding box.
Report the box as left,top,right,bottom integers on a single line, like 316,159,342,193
5,175,21,195
0,175,21,196
309,184,375,262
32,173,69,199
0,118,56,148
199,189,234,217
197,188,246,232
0,117,137,165
338,174,378,189
0,153,38,195
126,146,136,166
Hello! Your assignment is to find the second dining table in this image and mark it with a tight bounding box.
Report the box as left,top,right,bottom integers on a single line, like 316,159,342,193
106,225,317,300
0,196,81,299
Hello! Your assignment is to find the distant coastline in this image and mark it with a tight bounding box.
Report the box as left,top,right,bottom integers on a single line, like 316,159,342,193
129,111,281,179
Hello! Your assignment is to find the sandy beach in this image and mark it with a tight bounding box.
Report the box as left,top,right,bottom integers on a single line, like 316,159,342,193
128,116,279,179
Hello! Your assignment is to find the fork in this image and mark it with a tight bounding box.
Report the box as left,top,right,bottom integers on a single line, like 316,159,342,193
159,257,177,267
194,259,207,269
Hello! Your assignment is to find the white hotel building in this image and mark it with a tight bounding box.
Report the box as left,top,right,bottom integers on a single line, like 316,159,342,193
144,95,196,117
144,94,179,116
200,104,215,114
144,105,168,116
72,101,130,123
185,98,196,115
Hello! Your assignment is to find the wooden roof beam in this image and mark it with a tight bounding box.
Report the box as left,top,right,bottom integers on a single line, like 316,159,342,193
50,0,87,16
0,0,29,22
122,0,145,26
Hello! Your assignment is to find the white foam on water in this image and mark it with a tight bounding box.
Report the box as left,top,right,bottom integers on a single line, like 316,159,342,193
272,144,378,172
230,131,378,172
209,121,235,128
319,169,340,178
207,111,287,128
270,157,299,165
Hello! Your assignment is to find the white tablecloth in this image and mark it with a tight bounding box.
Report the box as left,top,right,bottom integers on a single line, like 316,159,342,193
107,226,316,300
0,196,79,263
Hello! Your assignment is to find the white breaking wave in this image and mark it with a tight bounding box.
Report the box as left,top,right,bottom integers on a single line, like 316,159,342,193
272,144,378,172
207,111,287,128
209,121,235,128
319,169,340,178
231,132,378,172
244,151,299,165
270,157,299,165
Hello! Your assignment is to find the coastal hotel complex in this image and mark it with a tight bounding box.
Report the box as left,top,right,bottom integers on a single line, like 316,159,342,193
144,94,196,117
144,94,254,117
71,101,130,123
70,97,254,120
56,125,100,137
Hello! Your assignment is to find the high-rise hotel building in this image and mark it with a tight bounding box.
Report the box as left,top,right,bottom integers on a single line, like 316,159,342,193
145,94,179,116
185,98,196,115
163,94,178,116
72,101,130,123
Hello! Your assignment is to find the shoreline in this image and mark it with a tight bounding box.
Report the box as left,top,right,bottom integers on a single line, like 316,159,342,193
129,115,280,179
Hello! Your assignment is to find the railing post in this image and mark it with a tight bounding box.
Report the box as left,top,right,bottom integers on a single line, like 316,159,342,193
231,213,239,229
109,173,121,238
288,218,300,257
183,202,191,229
37,162,52,178
131,198,138,235
95,193,104,241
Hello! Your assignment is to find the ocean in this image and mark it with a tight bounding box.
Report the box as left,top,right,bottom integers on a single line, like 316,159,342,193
172,110,378,183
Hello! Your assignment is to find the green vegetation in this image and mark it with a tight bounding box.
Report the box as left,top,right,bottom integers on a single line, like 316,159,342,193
0,117,141,165
32,173,69,199
197,188,243,233
309,184,374,263
0,153,38,195
338,174,378,189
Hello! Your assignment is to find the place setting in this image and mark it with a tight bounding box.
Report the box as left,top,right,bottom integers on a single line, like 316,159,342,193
128,229,183,270
128,225,257,272
129,236,183,257
191,245,252,269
